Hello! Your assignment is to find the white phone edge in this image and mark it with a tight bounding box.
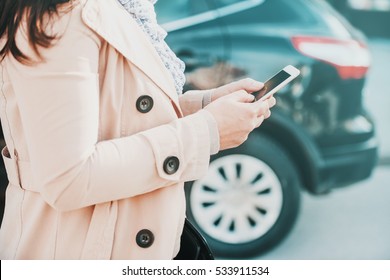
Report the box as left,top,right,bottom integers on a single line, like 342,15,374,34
259,65,301,101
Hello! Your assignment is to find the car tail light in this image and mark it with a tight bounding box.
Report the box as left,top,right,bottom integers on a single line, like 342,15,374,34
291,36,371,80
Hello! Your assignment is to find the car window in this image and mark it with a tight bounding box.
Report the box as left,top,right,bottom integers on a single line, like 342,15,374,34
156,0,320,31
214,0,247,7
256,0,317,24
155,0,211,24
213,0,318,24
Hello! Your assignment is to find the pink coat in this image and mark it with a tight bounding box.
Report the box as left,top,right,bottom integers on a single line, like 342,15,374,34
0,0,214,259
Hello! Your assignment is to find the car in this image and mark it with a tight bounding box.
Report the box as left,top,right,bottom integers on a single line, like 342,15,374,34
0,0,378,258
327,0,390,37
154,0,378,258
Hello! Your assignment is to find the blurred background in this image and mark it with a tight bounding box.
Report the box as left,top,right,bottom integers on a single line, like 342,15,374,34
256,0,390,260
0,0,389,260
259,0,390,260
257,37,390,260
155,0,390,260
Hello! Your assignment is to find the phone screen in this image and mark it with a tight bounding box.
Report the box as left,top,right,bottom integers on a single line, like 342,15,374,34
254,70,291,100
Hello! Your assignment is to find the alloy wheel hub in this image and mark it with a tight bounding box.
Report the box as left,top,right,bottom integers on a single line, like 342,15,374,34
190,154,283,244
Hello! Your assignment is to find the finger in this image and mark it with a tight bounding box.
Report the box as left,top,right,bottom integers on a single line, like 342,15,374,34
255,115,265,128
258,103,271,118
251,99,270,116
267,96,276,107
237,78,264,92
229,90,256,103
264,109,271,119
217,78,264,95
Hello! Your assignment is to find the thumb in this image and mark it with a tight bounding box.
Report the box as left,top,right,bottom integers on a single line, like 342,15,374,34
215,78,264,95
229,90,256,103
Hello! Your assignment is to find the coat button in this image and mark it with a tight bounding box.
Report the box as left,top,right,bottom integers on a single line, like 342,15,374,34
136,95,154,113
136,229,154,248
163,156,180,175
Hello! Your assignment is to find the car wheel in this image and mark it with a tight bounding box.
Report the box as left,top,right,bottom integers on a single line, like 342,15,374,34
185,132,301,258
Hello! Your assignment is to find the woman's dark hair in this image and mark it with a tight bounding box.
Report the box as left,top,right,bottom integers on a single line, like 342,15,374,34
0,0,71,64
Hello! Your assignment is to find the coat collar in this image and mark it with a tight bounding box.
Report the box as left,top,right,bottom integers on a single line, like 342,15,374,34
81,0,182,114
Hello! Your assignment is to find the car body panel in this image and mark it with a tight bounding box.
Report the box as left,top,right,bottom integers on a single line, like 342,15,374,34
328,0,390,37
156,0,378,194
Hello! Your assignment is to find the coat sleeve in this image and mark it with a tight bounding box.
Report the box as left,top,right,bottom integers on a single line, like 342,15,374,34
8,18,212,212
179,90,213,116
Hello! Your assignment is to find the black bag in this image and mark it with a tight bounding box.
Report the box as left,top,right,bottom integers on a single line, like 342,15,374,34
174,218,214,260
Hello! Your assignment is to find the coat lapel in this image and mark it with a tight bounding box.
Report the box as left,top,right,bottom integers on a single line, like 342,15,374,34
81,0,181,113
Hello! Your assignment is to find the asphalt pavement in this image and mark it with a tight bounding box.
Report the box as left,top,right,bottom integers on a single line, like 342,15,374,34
254,38,390,260
256,165,390,260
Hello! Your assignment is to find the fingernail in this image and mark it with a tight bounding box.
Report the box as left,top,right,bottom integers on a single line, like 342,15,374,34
251,95,257,103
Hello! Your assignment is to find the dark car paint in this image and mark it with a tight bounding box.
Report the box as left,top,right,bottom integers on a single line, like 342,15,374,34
157,0,378,194
327,0,390,38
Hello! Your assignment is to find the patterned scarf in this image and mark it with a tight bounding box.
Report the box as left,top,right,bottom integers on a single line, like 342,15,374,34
117,0,186,95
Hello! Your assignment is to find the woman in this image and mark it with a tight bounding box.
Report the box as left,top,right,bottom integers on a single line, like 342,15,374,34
0,0,275,259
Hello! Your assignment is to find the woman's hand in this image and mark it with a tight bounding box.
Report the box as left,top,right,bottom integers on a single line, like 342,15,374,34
210,78,265,102
204,90,276,151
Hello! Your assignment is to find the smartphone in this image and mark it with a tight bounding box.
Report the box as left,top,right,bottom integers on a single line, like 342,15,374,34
252,65,300,101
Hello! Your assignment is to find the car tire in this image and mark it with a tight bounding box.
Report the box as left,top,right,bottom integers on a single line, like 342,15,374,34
185,132,301,258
